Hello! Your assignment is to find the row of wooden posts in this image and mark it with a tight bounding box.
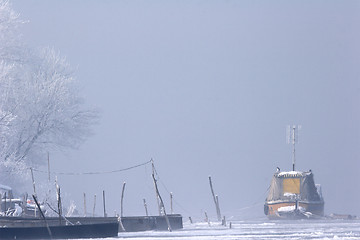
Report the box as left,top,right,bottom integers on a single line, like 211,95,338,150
28,158,227,230
81,161,174,216
27,159,174,231
80,175,227,229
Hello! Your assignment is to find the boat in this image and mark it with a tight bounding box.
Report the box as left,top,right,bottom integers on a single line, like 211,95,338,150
0,216,119,239
264,126,325,219
264,170,324,219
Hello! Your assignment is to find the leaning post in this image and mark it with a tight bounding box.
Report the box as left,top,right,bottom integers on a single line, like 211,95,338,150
209,176,221,221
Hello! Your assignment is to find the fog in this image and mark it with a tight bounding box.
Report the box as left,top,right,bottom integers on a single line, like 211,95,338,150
10,0,360,220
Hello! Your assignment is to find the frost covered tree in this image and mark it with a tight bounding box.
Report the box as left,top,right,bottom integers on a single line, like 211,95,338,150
0,1,98,186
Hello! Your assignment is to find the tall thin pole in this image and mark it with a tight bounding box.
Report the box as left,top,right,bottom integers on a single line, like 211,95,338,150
170,192,173,214
92,194,96,217
120,182,126,217
103,190,107,217
292,125,296,171
4,192,6,214
152,173,172,232
47,152,51,182
209,176,221,221
287,125,300,171
57,186,62,224
143,199,149,216
30,168,36,196
83,193,87,217
33,195,52,238
151,159,161,215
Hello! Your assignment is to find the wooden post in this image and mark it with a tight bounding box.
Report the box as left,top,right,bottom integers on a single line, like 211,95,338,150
22,194,26,216
103,190,107,217
4,192,6,215
33,195,52,238
9,195,12,213
47,152,51,182
170,192,173,214
92,194,96,217
143,199,149,216
216,195,222,221
30,168,37,197
222,216,226,226
30,168,37,217
57,186,62,224
152,173,172,232
120,182,126,217
208,176,221,221
204,211,210,226
151,159,162,215
83,193,87,217
55,177,62,223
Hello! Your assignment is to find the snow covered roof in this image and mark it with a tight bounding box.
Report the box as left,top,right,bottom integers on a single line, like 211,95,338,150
276,171,311,178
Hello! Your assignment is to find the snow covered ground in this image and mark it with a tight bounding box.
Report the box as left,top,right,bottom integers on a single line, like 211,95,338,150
91,219,360,240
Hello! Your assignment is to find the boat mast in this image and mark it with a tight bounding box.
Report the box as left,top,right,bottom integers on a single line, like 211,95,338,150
287,125,301,171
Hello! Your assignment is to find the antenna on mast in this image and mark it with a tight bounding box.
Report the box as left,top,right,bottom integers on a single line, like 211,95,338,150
286,125,301,171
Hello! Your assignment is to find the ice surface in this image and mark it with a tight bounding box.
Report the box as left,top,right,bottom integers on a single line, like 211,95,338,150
67,219,360,240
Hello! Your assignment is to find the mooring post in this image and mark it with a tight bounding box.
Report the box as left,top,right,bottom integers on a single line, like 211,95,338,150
55,177,62,223
83,192,86,217
33,195,52,238
222,216,226,226
57,186,62,224
4,192,6,215
209,176,221,221
120,182,126,217
23,193,28,215
151,159,162,215
30,167,37,197
143,199,149,216
204,211,210,226
92,194,96,217
9,196,12,214
152,173,172,232
47,152,51,182
103,190,107,217
170,192,173,214
216,195,222,221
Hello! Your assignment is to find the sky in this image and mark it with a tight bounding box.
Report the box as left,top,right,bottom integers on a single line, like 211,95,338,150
10,0,360,220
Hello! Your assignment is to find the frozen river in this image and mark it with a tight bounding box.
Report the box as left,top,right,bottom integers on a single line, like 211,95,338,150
86,219,360,240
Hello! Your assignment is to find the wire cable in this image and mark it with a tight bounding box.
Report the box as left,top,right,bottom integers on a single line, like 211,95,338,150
32,160,152,176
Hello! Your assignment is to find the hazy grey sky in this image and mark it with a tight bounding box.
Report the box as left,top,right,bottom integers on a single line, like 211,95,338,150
11,0,360,219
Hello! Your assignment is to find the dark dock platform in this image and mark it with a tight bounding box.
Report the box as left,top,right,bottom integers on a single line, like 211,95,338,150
120,214,183,232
